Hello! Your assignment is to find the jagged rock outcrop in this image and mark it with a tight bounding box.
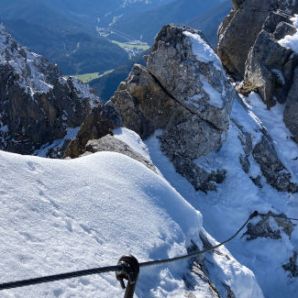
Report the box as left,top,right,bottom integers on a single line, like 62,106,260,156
111,64,178,139
218,0,298,79
83,135,156,172
253,135,298,192
244,211,295,240
65,104,121,158
0,26,99,156
283,252,298,277
284,67,298,142
111,25,236,192
218,0,298,140
243,12,298,107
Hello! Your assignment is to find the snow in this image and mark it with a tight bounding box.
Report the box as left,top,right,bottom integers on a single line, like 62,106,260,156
244,92,298,181
137,94,298,298
113,114,296,297
200,75,224,108
113,128,264,298
183,31,222,70
34,127,81,157
279,15,298,52
0,149,207,297
113,127,152,161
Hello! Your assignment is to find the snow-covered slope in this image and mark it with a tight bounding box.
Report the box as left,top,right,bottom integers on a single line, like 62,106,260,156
117,92,298,298
0,150,262,297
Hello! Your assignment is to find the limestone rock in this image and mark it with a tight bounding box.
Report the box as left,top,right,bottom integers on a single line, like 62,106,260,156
244,211,295,241
65,104,121,158
84,135,156,172
112,64,178,139
283,252,298,277
284,67,298,142
112,25,235,192
252,135,298,192
0,27,99,156
147,25,234,131
218,0,298,80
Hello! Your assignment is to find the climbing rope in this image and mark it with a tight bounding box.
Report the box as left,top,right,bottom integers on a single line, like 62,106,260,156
0,211,297,297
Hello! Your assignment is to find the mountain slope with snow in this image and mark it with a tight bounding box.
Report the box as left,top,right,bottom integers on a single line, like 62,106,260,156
0,150,262,297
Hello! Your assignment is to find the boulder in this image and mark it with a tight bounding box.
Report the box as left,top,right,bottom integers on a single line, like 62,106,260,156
64,104,121,158
112,25,235,191
84,135,156,172
111,64,178,139
252,135,298,192
147,25,233,131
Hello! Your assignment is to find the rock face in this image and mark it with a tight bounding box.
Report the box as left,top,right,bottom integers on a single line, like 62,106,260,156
0,26,99,156
65,104,121,158
244,211,295,240
218,0,298,140
111,25,236,192
252,135,298,192
284,67,298,142
84,135,156,172
218,0,298,79
283,252,298,277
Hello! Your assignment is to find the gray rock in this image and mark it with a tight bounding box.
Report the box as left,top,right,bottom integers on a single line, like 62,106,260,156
65,104,121,158
244,211,295,240
283,252,298,277
284,67,298,142
217,0,277,79
252,135,298,192
243,30,296,106
111,64,178,139
112,25,234,192
218,1,298,139
85,135,156,172
218,0,298,80
0,27,98,156
147,25,234,131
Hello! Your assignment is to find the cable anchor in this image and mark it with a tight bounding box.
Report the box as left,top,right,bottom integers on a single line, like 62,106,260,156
116,255,140,298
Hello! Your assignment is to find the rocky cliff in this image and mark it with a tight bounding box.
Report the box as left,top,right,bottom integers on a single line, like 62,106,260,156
218,0,298,142
65,3,298,296
0,25,100,157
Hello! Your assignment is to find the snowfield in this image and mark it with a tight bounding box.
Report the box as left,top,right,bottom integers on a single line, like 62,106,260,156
131,93,298,298
0,150,262,297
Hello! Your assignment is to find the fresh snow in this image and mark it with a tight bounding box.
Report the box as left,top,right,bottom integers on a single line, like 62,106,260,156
0,150,205,297
244,92,298,181
130,94,298,298
113,127,152,161
113,129,263,298
279,14,298,52
183,31,222,70
0,146,262,297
